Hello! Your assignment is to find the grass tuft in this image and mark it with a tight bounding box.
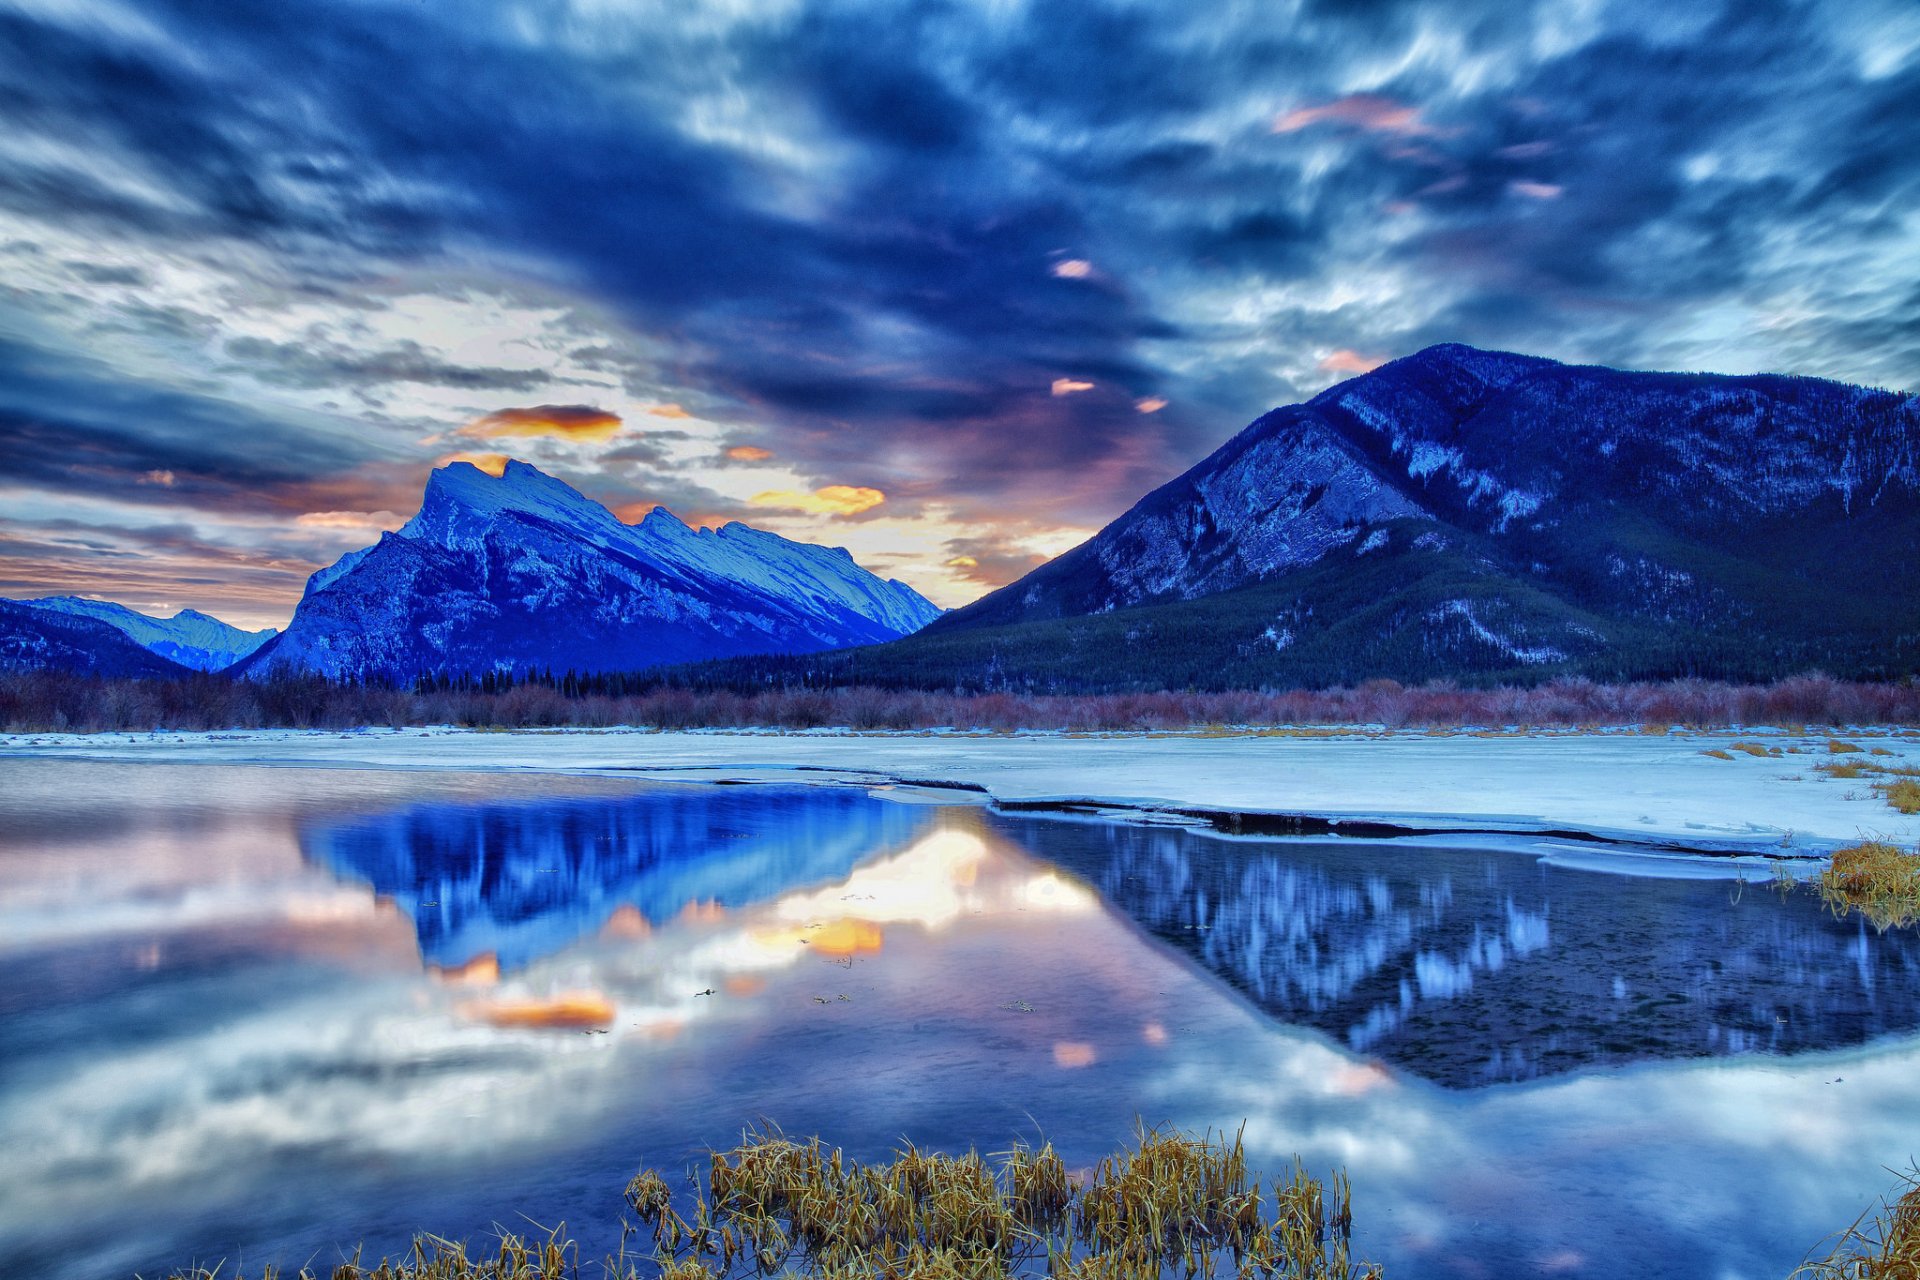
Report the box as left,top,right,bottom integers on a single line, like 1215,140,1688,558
1794,1166,1920,1278
1885,778,1920,815
156,1123,1383,1280
1817,841,1920,931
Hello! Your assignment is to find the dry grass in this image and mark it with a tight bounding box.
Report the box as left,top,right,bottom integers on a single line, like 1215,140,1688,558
1730,741,1781,757
625,1124,1381,1280
1817,841,1920,931
1701,748,1735,760
1886,779,1920,815
145,1126,1380,1280
156,1228,587,1279
1814,757,1920,815
1794,1167,1920,1279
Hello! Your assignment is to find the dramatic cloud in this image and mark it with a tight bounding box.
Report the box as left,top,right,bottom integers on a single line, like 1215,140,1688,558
460,405,625,443
0,0,1913,621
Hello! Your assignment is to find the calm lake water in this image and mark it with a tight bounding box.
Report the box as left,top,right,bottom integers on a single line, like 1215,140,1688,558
3,759,1918,1280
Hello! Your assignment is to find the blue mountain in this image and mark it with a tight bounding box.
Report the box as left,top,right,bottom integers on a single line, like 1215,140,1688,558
300,786,930,971
240,459,941,680
4,596,275,671
0,598,195,678
723,344,1920,687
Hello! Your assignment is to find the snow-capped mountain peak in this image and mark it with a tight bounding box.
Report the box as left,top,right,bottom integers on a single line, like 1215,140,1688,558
245,459,941,680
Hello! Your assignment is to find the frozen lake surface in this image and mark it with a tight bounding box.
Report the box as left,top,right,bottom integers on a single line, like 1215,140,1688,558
2,757,1919,1279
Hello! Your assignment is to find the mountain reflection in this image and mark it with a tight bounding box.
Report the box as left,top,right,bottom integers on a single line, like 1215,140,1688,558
998,816,1920,1087
300,786,932,970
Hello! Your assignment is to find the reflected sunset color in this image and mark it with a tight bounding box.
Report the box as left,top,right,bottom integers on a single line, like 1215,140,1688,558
2,761,1918,1280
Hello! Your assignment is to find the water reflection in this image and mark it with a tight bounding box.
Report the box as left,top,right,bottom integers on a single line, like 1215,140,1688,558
301,788,933,971
6,761,1920,1280
1001,817,1920,1086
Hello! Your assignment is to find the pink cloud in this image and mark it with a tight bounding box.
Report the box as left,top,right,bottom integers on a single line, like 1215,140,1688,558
1319,349,1386,375
1510,180,1564,200
1272,94,1446,138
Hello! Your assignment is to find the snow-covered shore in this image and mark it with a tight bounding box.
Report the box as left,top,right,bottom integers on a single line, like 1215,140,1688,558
5,724,1917,855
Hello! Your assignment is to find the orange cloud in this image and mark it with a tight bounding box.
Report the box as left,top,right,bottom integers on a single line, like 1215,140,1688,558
1052,1041,1098,1069
1052,378,1095,396
811,918,884,958
1135,397,1168,414
726,445,775,462
645,403,693,419
750,485,887,517
1318,349,1385,375
601,905,652,939
139,469,176,487
461,404,623,441
464,990,614,1030
1052,259,1092,279
438,451,511,476
430,952,500,986
1273,94,1443,138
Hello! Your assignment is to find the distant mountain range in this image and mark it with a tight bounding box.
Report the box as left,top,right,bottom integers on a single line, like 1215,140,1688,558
4,596,275,671
9,345,1916,690
0,598,198,679
694,344,1920,689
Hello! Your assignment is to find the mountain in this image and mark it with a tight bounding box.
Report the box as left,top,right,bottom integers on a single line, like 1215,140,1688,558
239,459,941,680
301,786,929,970
0,599,195,678
693,344,1920,690
5,596,275,671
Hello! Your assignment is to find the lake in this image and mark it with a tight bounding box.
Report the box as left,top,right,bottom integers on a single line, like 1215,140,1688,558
2,759,1916,1279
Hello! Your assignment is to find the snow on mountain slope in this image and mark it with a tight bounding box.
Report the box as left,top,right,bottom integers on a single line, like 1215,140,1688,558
5,596,274,671
920,343,1919,684
0,599,195,677
246,460,940,680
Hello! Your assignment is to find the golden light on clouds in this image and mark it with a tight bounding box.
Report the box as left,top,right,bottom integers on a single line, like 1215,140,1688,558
139,469,176,487
751,484,887,517
1052,258,1092,278
439,451,511,476
460,403,624,441
464,990,615,1030
1052,377,1095,396
1135,396,1168,414
1318,349,1385,375
645,403,693,419
810,918,884,958
295,510,402,530
945,555,979,569
726,445,775,462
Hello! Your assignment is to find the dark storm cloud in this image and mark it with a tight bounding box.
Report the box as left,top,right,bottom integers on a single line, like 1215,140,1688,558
0,335,399,511
0,0,1914,614
223,337,555,393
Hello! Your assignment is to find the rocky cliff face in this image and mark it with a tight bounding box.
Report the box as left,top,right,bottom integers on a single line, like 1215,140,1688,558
918,344,1918,684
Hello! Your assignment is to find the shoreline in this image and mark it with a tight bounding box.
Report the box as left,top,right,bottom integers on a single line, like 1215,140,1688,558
6,723,1918,857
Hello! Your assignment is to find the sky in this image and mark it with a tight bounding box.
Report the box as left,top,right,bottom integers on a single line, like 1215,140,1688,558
0,0,1916,629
